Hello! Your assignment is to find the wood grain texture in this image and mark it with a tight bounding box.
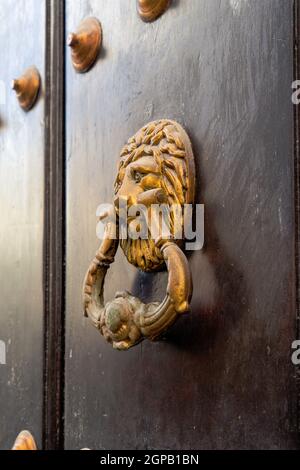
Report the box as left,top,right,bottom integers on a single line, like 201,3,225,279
0,0,45,450
65,0,297,449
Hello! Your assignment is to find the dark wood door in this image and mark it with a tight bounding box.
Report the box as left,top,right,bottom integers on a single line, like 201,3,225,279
0,0,46,449
65,0,299,449
0,0,299,451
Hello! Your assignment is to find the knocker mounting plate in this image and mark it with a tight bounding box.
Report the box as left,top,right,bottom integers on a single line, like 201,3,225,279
83,119,195,350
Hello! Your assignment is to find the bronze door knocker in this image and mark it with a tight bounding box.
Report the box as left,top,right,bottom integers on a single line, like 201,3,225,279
83,119,195,350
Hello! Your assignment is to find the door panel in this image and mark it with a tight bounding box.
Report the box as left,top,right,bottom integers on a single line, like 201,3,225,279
0,0,45,449
65,0,297,449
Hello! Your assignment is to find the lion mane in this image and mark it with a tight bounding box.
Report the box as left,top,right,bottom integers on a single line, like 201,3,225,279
114,119,193,272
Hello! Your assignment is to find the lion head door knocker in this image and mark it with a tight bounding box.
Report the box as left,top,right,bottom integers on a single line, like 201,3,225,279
83,119,195,350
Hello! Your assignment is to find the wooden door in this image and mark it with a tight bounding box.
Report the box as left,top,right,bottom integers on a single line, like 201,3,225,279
65,0,299,449
0,0,298,451
0,0,46,449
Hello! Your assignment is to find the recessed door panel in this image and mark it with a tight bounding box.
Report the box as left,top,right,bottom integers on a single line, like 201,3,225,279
65,0,297,449
0,0,46,449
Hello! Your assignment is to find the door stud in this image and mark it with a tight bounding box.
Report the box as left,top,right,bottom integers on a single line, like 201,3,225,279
11,66,40,111
68,17,102,73
137,0,171,22
12,430,37,450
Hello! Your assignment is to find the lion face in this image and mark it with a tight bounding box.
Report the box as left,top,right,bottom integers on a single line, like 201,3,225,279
113,120,195,272
114,156,162,209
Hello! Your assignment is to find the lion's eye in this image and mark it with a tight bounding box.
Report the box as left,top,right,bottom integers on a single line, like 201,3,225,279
132,170,143,183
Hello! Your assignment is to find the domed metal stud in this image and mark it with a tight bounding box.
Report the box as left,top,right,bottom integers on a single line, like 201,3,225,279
137,0,171,22
68,17,102,73
11,66,40,111
12,430,37,450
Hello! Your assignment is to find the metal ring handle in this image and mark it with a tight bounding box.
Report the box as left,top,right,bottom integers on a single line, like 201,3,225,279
83,221,192,350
